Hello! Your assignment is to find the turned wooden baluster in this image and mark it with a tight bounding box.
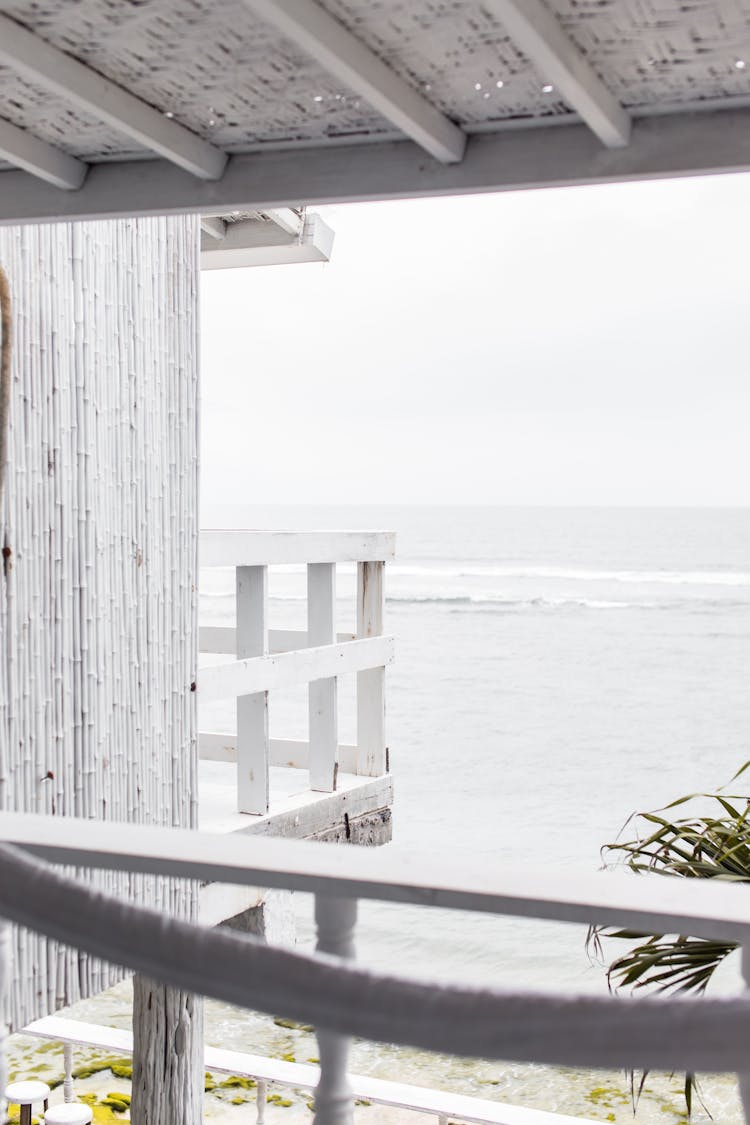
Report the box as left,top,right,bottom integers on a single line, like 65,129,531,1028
63,1042,74,1101
312,895,357,1125
256,1077,267,1124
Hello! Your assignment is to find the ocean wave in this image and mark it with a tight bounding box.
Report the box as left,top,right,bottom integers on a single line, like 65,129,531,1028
385,594,656,610
390,565,750,586
385,593,750,611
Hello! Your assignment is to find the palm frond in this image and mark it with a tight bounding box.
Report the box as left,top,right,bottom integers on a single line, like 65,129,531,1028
593,769,750,1117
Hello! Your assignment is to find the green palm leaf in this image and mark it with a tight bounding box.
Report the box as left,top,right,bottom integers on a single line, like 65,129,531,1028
591,770,750,1116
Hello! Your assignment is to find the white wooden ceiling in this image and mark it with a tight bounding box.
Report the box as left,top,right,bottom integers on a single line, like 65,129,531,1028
1,0,750,223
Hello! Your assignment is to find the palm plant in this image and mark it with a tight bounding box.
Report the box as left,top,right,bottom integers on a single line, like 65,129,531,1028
591,764,750,1114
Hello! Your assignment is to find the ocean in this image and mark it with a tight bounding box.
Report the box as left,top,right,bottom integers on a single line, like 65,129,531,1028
198,505,750,1121
22,505,750,1122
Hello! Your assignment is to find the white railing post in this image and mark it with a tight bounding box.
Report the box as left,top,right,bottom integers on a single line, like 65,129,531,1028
308,563,338,792
356,561,386,776
256,1078,267,1124
63,1041,74,1101
236,565,270,814
312,894,357,1125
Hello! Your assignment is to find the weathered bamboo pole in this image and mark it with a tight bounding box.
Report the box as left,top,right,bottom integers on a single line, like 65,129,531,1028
0,217,201,1120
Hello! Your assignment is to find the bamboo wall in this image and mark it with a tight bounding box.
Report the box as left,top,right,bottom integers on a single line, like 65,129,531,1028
0,217,199,1029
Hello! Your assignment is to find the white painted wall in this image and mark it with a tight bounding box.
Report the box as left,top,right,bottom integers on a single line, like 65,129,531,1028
0,217,199,1029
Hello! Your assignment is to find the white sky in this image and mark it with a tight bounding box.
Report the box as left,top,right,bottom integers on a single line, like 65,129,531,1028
200,173,749,508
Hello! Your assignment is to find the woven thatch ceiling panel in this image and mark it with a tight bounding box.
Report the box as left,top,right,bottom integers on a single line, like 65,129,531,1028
0,0,397,152
2,0,750,164
313,1,571,124
547,0,750,108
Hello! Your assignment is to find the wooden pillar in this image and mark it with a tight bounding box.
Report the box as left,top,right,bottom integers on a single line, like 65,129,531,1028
356,562,387,776
237,565,270,814
308,563,338,792
132,977,204,1125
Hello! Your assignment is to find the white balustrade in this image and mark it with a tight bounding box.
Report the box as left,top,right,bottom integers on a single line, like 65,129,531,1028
5,814,750,1125
198,531,395,815
312,895,358,1125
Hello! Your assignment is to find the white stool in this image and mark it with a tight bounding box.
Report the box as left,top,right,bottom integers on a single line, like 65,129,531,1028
43,1104,93,1125
4,1080,51,1125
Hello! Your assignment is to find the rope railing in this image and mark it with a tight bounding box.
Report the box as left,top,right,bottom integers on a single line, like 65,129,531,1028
1,838,750,1079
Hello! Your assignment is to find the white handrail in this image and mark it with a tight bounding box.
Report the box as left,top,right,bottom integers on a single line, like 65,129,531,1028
2,812,750,943
0,838,749,1074
200,530,395,567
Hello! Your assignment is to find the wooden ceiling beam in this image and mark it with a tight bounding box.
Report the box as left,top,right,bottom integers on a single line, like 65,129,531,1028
243,0,467,163
0,117,87,189
485,0,631,148
0,13,227,181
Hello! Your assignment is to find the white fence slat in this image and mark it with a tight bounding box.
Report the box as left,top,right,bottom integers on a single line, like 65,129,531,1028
308,564,338,793
199,734,358,773
313,895,357,1125
236,566,269,815
356,562,387,776
200,531,395,567
199,626,355,656
198,636,394,701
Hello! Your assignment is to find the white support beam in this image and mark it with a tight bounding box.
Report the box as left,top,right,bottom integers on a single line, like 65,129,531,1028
264,207,303,236
485,0,630,148
201,213,334,270
243,0,466,163
0,118,87,189
0,13,227,180
3,108,750,226
200,216,227,241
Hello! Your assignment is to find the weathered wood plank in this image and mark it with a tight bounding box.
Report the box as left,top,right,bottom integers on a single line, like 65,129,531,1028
307,564,338,793
6,810,750,943
200,531,395,567
199,637,394,701
236,566,269,815
198,735,358,773
356,562,387,776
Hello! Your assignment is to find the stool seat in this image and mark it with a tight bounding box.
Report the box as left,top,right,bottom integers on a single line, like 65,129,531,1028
5,1080,51,1104
43,1104,94,1125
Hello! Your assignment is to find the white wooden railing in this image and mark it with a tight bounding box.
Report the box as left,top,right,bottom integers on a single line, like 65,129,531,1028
2,814,750,1125
22,1015,589,1125
199,531,396,814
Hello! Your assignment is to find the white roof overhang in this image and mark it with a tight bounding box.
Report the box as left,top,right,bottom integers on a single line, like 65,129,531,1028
0,0,749,225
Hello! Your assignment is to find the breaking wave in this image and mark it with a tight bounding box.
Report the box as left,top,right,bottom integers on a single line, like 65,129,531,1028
390,565,750,587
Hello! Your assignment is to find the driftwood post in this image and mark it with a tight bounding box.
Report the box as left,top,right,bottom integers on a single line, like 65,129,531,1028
0,218,201,1122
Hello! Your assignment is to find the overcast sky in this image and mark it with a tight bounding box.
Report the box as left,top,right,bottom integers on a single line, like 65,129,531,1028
200,173,749,508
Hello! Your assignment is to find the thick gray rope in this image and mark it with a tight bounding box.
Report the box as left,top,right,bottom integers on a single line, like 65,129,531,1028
0,840,748,1073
